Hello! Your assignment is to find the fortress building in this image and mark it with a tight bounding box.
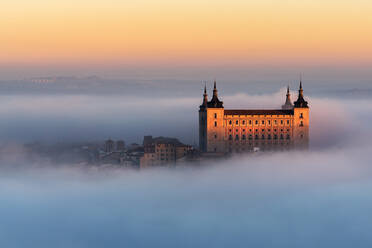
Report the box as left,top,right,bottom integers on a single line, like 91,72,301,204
199,81,309,153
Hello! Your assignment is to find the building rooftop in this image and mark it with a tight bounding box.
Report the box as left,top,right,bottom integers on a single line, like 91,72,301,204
224,109,294,116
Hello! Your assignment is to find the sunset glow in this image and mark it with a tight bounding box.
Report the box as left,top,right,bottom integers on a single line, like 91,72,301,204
1,0,372,66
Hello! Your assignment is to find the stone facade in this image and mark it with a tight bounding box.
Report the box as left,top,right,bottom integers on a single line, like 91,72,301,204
199,81,309,153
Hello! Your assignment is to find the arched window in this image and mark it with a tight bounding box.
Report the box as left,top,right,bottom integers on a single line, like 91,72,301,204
235,135,239,140
214,121,217,127
255,135,259,140
229,120,232,125
229,135,232,140
268,134,271,140
242,135,246,140
280,134,284,140
261,134,265,140
236,120,239,125
274,134,278,140
300,121,304,127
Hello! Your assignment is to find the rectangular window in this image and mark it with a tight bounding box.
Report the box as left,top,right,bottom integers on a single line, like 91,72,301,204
236,120,239,125
214,113,217,118
214,121,217,127
262,120,265,125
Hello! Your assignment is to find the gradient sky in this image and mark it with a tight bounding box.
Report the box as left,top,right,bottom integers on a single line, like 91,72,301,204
1,0,372,67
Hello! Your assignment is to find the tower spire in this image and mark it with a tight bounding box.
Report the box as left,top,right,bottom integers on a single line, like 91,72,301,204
207,79,223,108
200,81,208,108
213,79,218,97
294,79,308,108
203,81,208,105
282,85,294,110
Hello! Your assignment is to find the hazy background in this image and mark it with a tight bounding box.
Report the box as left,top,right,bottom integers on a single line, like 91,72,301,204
0,70,371,146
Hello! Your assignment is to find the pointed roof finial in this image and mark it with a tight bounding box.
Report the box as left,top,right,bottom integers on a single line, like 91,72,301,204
282,85,293,110
206,79,223,108
294,77,308,108
200,81,209,109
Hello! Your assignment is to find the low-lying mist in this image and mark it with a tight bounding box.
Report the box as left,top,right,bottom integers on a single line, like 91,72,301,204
1,84,372,247
1,145,372,248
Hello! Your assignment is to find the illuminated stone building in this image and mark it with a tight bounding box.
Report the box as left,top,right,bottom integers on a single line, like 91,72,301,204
199,81,309,153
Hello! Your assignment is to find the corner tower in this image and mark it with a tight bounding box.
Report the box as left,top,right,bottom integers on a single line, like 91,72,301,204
199,84,208,152
293,81,309,149
199,81,225,153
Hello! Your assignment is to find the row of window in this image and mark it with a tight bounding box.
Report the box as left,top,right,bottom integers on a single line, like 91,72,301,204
156,149,174,153
215,113,292,118
228,119,291,126
229,128,290,133
228,134,290,140
214,121,303,128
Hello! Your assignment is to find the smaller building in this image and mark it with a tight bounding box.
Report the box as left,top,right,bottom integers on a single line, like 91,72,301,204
140,136,192,168
105,139,114,153
116,140,125,151
98,139,143,169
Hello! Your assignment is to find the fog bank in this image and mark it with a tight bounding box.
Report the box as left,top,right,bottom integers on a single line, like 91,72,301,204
1,144,372,248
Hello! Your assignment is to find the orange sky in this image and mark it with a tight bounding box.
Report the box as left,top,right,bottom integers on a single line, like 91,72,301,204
1,0,372,66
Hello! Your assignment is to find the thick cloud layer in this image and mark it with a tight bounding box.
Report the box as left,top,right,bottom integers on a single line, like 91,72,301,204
1,145,372,248
0,82,372,247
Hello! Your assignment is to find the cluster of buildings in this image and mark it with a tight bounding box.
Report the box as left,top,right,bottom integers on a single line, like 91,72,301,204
97,136,194,169
97,80,310,168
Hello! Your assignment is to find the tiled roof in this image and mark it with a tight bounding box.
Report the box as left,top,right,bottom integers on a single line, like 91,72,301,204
224,109,294,115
